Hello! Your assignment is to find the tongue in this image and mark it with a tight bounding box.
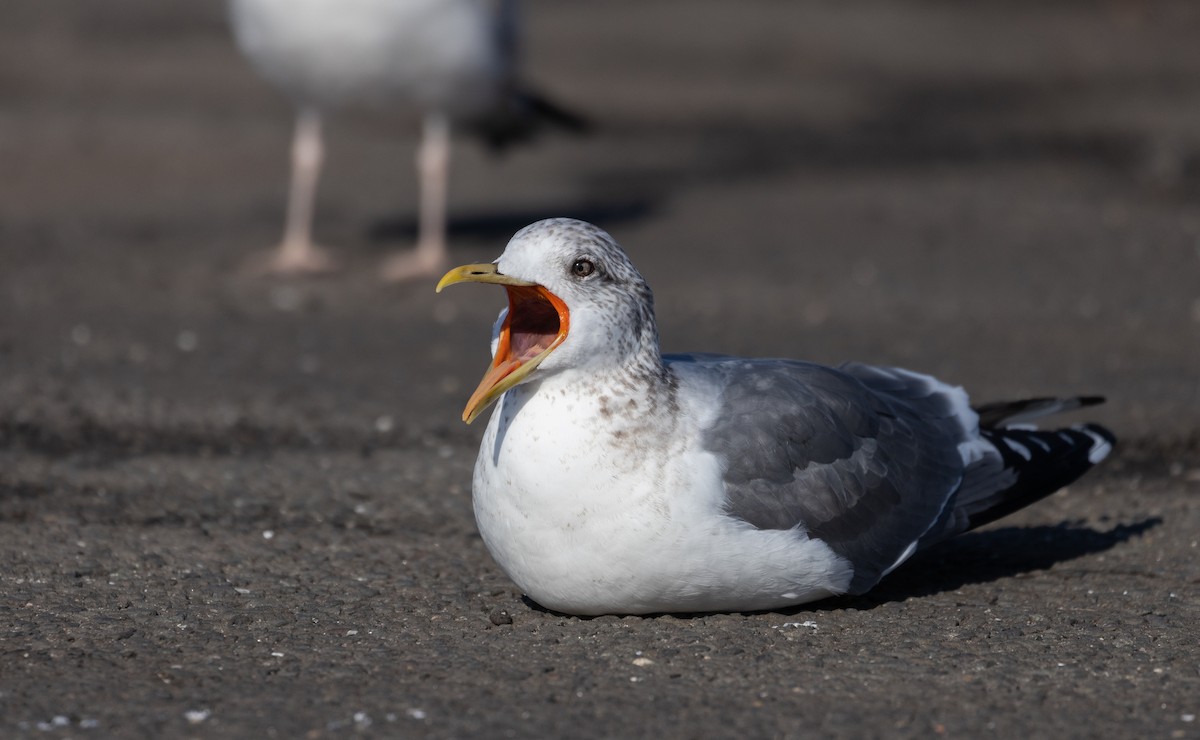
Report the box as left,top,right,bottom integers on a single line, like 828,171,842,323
506,286,561,361
510,329,554,361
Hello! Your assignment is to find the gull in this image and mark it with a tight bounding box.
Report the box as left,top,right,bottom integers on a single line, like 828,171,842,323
436,219,1116,615
229,0,585,278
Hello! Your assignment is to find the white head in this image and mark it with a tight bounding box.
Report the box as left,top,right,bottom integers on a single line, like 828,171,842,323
438,219,661,422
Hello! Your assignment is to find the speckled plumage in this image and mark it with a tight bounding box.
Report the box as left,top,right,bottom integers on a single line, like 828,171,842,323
455,219,1115,615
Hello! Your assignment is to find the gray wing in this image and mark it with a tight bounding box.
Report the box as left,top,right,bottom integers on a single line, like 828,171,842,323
671,355,973,594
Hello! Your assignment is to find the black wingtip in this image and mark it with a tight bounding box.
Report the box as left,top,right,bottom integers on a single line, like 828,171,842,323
962,424,1115,532
973,395,1108,428
1079,421,1116,444
1076,422,1117,461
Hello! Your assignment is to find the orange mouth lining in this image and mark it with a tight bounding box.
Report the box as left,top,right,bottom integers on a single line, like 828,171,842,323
501,285,565,364
460,284,570,420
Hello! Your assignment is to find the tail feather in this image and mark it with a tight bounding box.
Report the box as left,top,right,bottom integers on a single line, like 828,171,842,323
519,91,590,133
962,423,1114,531
973,395,1106,427
472,88,590,150
921,398,1115,549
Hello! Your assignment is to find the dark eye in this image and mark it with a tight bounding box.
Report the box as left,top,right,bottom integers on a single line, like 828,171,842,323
571,259,595,278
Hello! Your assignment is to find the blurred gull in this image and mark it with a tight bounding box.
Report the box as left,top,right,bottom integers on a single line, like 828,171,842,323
436,219,1116,615
229,0,585,279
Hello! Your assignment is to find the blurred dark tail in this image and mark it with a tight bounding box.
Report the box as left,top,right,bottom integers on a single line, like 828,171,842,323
473,88,590,151
521,91,589,134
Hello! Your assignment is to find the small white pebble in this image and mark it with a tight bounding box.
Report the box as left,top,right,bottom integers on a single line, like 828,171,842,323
1076,296,1101,319
270,651,284,658
175,331,199,352
775,621,818,630
234,587,251,595
184,709,211,725
803,301,829,326
630,676,643,683
1182,714,1195,723
262,530,275,540
270,285,304,312
375,415,395,433
407,709,427,721
52,716,70,727
632,657,654,667
851,259,878,287
353,712,371,727
70,324,92,346
346,629,359,636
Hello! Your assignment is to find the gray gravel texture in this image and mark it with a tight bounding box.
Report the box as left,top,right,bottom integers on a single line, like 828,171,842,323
2,1,1199,738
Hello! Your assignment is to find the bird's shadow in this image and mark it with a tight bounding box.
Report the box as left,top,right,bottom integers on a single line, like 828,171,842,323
367,197,659,246
519,518,1162,619
805,517,1163,613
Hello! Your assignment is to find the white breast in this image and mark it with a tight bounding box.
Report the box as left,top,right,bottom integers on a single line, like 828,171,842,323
229,0,504,114
471,371,855,615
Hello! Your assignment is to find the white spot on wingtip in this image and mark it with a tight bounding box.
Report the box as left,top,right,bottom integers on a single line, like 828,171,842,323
1028,435,1052,452
1078,427,1113,464
1002,437,1033,460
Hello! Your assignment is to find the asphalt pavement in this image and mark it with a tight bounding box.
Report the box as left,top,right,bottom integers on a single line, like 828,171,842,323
1,1,1198,737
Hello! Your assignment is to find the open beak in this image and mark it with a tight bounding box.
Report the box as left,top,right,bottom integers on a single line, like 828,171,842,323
437,263,570,424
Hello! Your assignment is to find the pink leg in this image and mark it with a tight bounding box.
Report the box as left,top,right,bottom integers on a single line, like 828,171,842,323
261,108,336,274
381,113,451,282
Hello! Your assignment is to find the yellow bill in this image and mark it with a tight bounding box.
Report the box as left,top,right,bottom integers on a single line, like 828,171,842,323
437,263,570,423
